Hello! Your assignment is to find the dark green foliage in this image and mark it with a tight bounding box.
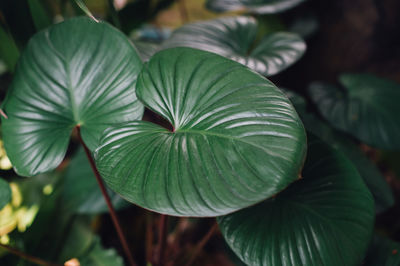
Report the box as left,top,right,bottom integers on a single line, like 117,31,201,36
218,136,375,266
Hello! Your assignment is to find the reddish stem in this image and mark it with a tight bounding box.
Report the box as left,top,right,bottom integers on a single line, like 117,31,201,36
76,126,137,266
0,243,61,266
146,213,154,264
154,214,168,266
185,222,218,266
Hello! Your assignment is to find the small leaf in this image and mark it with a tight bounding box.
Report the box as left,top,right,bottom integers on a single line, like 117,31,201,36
1,17,143,176
27,0,53,31
308,73,400,150
73,0,99,22
364,235,400,266
62,148,130,214
206,0,306,14
95,47,306,217
161,16,306,76
218,136,374,266
0,178,11,209
0,25,20,71
79,237,124,266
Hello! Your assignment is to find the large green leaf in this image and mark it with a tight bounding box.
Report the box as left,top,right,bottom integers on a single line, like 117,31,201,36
0,177,11,209
1,17,143,176
285,89,394,213
206,0,306,14
62,148,130,214
364,235,400,266
95,47,306,217
308,73,400,150
218,136,374,266
161,16,306,77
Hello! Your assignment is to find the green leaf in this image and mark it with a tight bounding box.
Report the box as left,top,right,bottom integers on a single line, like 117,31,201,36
218,136,374,266
73,0,99,22
206,0,306,14
161,16,306,77
95,47,306,217
1,17,144,176
285,89,394,213
78,237,124,266
27,0,52,31
62,148,130,214
364,235,400,266
134,41,159,62
0,24,20,71
308,73,400,150
0,178,11,209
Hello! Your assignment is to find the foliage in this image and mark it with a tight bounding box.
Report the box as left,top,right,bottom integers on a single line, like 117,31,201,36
0,0,398,265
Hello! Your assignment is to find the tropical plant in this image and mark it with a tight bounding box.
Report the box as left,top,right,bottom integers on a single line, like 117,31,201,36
0,0,399,266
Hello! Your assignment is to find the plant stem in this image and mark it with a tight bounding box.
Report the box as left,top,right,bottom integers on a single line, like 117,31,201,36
154,214,168,266
0,243,61,266
76,125,137,266
185,222,218,266
177,0,189,23
146,213,154,264
107,0,121,29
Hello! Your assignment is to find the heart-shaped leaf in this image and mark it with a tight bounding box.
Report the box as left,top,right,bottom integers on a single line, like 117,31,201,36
1,17,144,176
62,148,130,214
308,73,400,150
206,0,306,14
0,178,11,209
161,16,306,77
218,136,374,266
364,235,400,266
95,47,306,217
285,90,394,213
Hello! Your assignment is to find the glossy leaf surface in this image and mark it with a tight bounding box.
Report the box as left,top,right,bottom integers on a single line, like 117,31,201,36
206,0,306,14
162,16,306,76
285,90,394,213
62,148,129,214
218,136,374,266
95,48,306,217
1,17,143,176
0,178,11,209
309,74,400,150
365,235,400,266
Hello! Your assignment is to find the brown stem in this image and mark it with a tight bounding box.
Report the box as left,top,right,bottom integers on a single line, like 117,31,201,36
76,125,137,266
0,243,61,266
185,222,218,266
146,213,154,264
154,214,168,266
177,0,189,23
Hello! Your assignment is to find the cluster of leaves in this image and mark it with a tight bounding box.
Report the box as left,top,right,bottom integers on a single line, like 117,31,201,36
0,0,399,265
